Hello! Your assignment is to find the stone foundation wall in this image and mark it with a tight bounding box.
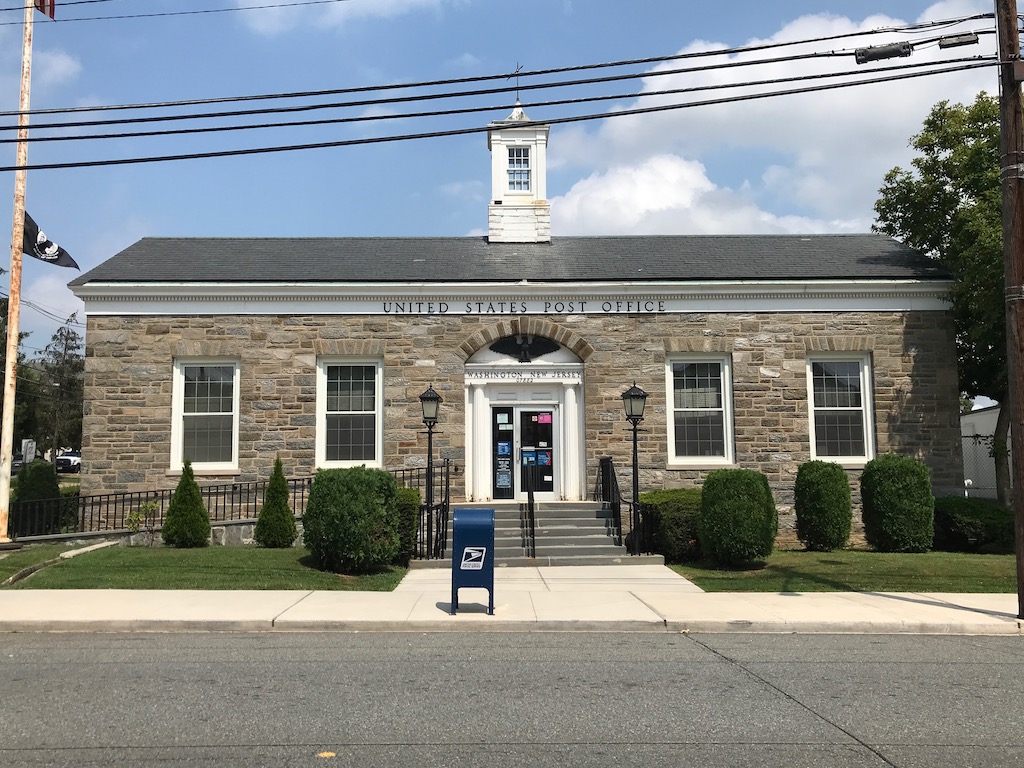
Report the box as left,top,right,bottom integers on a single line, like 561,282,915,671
82,310,963,529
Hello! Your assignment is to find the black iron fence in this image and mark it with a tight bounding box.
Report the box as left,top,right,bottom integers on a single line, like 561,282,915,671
10,462,455,560
9,478,314,539
394,459,453,560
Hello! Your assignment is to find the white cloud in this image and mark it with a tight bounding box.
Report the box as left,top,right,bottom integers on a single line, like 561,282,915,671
551,155,850,235
34,50,81,89
440,179,483,200
549,1,994,234
235,0,445,35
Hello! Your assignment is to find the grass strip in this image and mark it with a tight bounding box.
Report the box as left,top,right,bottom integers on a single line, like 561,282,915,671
671,549,1017,593
7,545,406,591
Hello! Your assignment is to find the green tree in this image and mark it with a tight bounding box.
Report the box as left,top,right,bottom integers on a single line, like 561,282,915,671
253,456,297,548
162,461,210,548
0,297,37,449
873,93,1008,501
36,313,84,459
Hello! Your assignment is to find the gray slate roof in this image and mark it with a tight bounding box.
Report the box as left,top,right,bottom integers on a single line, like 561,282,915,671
69,234,947,286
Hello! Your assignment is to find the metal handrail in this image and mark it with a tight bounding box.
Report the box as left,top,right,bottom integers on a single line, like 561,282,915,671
522,462,538,558
595,456,624,546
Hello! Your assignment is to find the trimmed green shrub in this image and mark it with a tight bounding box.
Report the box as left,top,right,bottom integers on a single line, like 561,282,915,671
9,460,72,536
161,461,211,548
933,496,1014,554
697,468,778,566
860,453,934,553
16,459,60,502
303,466,400,573
253,456,298,548
394,486,421,566
794,460,852,551
639,487,702,563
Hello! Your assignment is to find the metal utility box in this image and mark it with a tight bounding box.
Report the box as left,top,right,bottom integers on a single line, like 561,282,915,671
451,507,495,615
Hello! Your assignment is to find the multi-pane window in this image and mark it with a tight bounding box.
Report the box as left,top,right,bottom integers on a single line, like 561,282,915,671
318,361,382,466
173,361,239,469
666,357,733,464
808,357,874,461
508,146,530,191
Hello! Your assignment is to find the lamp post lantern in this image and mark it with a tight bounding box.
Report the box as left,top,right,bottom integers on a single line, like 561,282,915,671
419,384,442,558
621,382,648,555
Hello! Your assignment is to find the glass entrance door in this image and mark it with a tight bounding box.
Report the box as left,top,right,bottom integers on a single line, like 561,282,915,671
490,406,556,499
519,410,554,494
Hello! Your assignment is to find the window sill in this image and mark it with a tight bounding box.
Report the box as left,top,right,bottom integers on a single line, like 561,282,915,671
165,466,240,477
665,461,735,471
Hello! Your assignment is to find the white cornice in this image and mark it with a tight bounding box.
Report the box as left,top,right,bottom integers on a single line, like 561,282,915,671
71,278,951,315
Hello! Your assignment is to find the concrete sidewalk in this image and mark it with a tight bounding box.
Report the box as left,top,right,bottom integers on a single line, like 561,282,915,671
0,564,1021,634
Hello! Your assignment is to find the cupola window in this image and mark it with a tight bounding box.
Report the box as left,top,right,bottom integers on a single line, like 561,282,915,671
508,147,531,191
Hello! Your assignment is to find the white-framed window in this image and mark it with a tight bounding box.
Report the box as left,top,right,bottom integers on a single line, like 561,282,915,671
807,355,875,463
665,356,734,465
171,359,240,471
316,359,383,468
508,146,530,191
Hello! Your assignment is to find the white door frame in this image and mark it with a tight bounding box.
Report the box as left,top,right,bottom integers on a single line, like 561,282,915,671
465,364,584,502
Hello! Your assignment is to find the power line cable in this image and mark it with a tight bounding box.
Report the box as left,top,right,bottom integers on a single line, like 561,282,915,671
0,59,996,173
0,55,994,146
0,12,994,118
0,29,996,135
0,0,358,24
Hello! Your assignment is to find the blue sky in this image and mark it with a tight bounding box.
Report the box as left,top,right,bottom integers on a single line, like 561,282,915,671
0,0,996,352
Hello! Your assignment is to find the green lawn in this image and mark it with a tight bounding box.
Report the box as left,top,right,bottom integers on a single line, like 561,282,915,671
3,542,1019,592
672,549,1018,593
3,544,406,591
0,544,72,583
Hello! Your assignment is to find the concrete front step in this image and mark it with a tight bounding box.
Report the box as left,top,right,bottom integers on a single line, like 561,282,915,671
423,500,646,568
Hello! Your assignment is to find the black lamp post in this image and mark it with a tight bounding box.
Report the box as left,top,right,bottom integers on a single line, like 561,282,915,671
621,382,648,555
419,384,442,557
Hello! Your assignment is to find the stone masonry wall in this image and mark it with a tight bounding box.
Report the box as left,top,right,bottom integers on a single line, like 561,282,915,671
81,310,963,529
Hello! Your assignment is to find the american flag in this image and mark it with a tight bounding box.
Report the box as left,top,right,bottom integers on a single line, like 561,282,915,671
35,1,55,20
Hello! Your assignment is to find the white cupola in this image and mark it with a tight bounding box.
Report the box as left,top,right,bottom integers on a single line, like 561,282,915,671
486,102,550,243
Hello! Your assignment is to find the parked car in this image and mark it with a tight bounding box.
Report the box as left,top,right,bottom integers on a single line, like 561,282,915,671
55,449,81,473
11,453,24,475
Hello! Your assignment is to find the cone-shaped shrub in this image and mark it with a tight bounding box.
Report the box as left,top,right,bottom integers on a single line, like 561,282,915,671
860,453,934,553
794,460,852,551
697,468,777,566
254,456,297,548
162,461,210,548
303,466,400,573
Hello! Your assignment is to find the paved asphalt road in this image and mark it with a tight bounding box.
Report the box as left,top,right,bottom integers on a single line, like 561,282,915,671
1,632,1022,767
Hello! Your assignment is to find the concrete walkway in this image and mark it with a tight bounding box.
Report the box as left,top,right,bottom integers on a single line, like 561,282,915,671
0,564,1021,634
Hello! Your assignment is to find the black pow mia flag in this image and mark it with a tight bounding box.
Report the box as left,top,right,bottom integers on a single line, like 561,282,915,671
22,212,79,270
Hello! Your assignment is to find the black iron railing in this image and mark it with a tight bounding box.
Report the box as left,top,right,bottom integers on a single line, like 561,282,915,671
521,462,539,558
594,456,654,554
595,456,624,547
394,459,453,560
9,462,455,554
8,477,314,539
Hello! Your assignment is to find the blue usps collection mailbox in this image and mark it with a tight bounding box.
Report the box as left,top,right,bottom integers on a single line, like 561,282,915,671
451,507,495,616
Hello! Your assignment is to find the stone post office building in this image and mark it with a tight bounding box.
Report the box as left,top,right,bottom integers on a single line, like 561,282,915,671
69,105,964,520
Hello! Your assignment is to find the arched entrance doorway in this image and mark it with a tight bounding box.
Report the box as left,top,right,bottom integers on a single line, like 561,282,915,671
464,334,585,502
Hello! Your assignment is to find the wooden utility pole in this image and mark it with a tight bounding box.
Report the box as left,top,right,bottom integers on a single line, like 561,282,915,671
0,1,37,545
996,0,1024,618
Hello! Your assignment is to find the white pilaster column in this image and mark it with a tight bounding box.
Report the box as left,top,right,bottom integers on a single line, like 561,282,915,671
563,383,581,500
470,383,489,500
